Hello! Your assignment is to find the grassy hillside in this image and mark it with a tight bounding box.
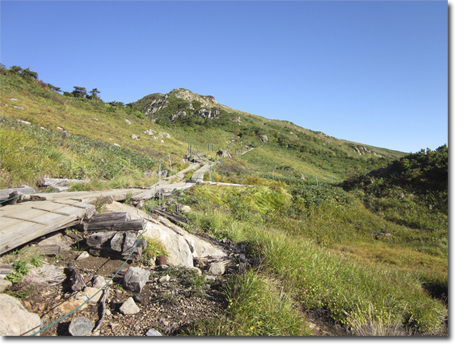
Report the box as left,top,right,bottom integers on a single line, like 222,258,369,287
0,64,447,336
129,87,406,182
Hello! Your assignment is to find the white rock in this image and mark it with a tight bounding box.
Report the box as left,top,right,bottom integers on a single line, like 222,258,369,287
76,251,90,260
159,275,170,283
180,205,191,213
146,329,162,336
0,294,41,336
104,202,227,268
209,262,226,276
125,119,132,125
120,297,140,315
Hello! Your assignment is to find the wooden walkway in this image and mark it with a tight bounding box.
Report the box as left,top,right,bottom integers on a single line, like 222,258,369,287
0,159,220,255
0,199,95,255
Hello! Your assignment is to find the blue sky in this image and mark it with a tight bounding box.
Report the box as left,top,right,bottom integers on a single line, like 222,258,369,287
1,0,449,153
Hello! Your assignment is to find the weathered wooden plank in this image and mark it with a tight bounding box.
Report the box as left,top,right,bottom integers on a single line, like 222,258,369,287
152,208,188,226
2,215,48,225
0,200,95,255
0,216,28,231
0,264,14,275
51,200,90,209
3,207,77,225
86,232,117,248
82,219,145,232
87,212,130,223
30,207,71,216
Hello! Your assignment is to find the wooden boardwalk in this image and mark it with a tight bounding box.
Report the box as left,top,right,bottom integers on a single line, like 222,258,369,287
0,199,95,255
0,159,218,255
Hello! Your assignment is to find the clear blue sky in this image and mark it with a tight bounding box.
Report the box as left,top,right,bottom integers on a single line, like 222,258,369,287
1,0,448,153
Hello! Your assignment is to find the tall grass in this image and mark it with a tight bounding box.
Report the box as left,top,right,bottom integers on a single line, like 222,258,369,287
181,270,313,336
181,185,447,334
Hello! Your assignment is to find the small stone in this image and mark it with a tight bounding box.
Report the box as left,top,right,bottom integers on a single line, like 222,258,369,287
205,275,217,282
120,297,140,315
180,205,191,213
57,299,88,314
105,309,112,316
74,287,103,303
76,251,89,260
92,275,107,289
208,262,226,276
123,267,150,293
133,295,142,303
69,317,94,336
159,275,170,283
146,328,162,336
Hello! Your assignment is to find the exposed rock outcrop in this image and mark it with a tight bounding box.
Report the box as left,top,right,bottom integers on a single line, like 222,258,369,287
196,108,221,120
169,110,187,121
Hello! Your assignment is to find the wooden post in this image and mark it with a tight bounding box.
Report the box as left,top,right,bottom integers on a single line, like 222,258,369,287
158,161,161,207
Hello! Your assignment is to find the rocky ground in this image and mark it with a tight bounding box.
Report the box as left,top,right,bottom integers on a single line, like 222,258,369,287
2,225,340,337
2,228,235,336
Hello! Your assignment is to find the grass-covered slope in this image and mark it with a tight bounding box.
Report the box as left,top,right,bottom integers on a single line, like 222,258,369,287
1,65,406,189
129,88,407,182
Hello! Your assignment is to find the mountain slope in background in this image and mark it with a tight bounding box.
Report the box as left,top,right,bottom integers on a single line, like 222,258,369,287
1,66,406,188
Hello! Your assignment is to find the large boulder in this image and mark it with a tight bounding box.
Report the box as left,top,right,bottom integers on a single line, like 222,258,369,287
103,202,227,268
0,294,41,336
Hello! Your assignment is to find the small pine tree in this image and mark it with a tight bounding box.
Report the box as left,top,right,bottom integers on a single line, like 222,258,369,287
21,67,38,80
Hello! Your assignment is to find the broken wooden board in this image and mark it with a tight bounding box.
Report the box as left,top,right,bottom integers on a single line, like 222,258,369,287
0,199,95,255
